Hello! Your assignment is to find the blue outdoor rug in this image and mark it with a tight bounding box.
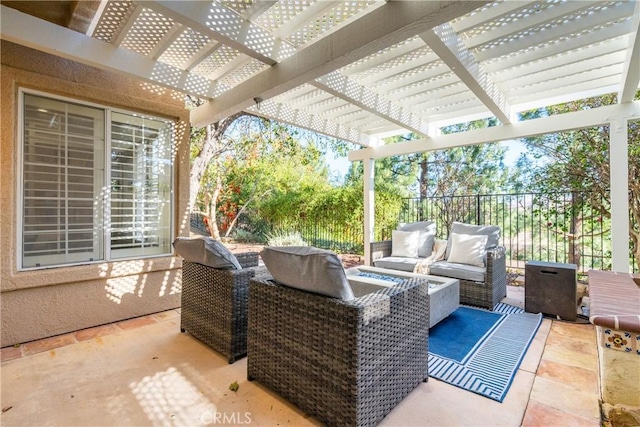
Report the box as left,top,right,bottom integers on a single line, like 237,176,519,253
428,302,542,402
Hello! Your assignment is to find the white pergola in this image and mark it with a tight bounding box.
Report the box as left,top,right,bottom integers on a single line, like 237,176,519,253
2,0,638,271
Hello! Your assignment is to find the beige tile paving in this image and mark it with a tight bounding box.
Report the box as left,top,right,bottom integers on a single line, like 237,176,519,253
520,318,552,374
528,376,600,421
522,402,599,427
22,333,77,356
0,345,22,362
523,318,600,426
151,309,180,322
541,343,598,371
117,315,158,330
75,323,122,342
536,359,599,393
1,319,319,427
0,303,603,427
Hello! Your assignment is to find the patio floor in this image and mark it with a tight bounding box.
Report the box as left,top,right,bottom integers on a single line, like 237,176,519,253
0,285,599,427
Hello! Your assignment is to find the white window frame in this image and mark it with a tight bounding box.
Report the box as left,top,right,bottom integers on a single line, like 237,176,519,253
17,88,175,271
108,109,175,260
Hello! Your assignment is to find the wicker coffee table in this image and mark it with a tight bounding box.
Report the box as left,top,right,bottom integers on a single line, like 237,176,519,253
345,265,460,328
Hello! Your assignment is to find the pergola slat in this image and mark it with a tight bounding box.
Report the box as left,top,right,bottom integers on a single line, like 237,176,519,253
190,1,488,126
618,0,640,103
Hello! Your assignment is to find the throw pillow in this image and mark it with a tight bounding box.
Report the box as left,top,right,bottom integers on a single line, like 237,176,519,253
447,233,489,267
173,237,242,270
260,246,355,301
445,222,501,260
391,230,420,258
433,239,448,261
398,221,436,258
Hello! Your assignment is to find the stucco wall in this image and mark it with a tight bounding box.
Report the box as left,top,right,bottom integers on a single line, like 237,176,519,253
1,41,191,347
596,327,640,407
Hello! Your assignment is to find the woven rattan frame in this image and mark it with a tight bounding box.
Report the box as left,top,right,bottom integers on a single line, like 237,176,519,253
371,240,507,310
247,276,430,427
180,252,261,363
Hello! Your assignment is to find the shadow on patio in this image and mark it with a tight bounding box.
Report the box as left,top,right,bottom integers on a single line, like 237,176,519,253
1,280,600,427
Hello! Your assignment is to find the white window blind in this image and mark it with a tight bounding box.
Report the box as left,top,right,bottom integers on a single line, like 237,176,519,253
21,94,105,269
19,91,174,270
110,113,172,259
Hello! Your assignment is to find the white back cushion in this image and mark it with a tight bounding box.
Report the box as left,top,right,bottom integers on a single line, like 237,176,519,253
391,230,420,258
447,233,489,267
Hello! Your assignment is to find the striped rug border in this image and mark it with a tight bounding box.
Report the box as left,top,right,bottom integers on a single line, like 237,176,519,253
429,303,542,402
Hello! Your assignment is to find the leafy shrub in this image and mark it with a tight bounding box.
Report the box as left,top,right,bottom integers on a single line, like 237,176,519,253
266,229,308,247
232,228,266,243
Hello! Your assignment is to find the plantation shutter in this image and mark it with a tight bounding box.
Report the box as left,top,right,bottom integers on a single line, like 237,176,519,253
21,94,105,269
110,112,172,258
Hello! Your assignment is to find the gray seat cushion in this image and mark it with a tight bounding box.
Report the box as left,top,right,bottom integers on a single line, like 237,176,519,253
430,261,486,282
261,246,355,301
373,256,420,272
173,237,241,270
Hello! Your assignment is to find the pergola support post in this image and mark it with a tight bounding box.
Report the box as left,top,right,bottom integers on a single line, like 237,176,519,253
363,158,375,266
610,117,631,273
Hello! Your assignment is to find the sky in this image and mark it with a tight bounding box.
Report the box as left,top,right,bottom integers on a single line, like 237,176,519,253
325,139,528,183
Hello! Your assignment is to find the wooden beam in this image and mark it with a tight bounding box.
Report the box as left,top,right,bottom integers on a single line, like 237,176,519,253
191,1,489,127
147,0,283,65
247,99,372,146
348,101,640,161
273,1,340,40
340,37,425,77
464,1,592,50
0,5,193,94
618,0,640,103
112,3,143,47
610,117,631,272
312,72,431,135
149,23,184,60
421,23,511,124
474,2,634,63
489,39,628,80
239,1,277,21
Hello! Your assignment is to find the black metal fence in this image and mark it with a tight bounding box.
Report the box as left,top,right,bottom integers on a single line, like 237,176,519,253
392,193,635,274
271,215,365,255
227,192,638,274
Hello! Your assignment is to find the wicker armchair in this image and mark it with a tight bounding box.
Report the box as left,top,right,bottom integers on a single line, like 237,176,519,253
247,276,430,427
370,240,507,310
180,252,266,363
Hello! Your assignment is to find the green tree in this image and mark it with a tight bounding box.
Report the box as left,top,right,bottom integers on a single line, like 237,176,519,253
191,114,348,240
518,92,640,269
344,154,417,197
344,126,509,200
189,112,247,212
345,125,509,240
215,119,333,239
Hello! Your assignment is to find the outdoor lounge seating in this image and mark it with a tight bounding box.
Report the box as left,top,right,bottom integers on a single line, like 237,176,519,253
371,221,507,310
174,237,267,363
248,246,430,427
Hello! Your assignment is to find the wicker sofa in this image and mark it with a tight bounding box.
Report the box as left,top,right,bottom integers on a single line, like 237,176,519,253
247,274,430,427
370,222,507,310
180,252,266,363
371,240,506,310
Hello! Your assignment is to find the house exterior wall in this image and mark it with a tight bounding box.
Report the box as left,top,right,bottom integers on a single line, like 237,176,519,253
0,41,190,347
596,327,640,407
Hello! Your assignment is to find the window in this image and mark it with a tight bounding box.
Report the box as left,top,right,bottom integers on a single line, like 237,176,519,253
110,113,172,259
19,91,174,270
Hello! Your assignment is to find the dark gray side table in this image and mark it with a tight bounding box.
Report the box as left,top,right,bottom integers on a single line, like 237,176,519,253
525,261,577,321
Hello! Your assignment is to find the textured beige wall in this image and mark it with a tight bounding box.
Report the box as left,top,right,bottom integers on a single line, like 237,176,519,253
596,328,640,407
1,41,191,347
